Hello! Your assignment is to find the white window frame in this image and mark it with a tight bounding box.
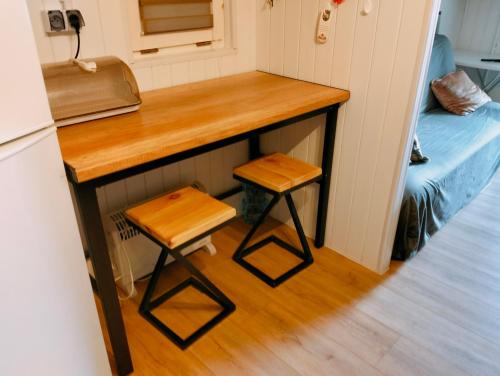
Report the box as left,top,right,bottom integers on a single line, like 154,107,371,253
127,0,225,56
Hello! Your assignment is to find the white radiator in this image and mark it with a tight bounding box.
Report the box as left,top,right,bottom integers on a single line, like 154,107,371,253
87,210,216,299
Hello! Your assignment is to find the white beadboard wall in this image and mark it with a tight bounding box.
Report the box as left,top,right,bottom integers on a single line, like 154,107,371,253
440,0,500,100
28,0,256,223
257,0,438,272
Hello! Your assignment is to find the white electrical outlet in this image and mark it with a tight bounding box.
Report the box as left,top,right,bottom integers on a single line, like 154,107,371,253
42,8,84,35
43,9,67,33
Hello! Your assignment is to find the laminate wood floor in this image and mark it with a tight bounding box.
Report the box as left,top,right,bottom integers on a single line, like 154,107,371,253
97,172,500,375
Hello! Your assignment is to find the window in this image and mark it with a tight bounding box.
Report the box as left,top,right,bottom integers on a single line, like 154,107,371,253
128,0,225,57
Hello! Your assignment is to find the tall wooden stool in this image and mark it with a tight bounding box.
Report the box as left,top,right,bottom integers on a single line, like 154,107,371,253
125,187,236,349
233,153,322,287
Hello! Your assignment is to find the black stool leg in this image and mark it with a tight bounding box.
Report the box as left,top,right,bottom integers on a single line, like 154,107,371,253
233,194,280,260
139,248,169,312
139,244,235,349
285,193,313,262
233,191,314,288
167,247,235,309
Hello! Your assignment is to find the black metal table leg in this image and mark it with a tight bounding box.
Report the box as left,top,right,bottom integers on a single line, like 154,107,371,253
249,135,261,160
73,183,133,376
315,105,339,248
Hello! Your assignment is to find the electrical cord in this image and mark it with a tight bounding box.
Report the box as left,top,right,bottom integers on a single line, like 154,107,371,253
68,14,81,59
75,32,80,59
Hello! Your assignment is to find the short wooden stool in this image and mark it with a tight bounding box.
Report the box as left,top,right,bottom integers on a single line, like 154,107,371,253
125,187,236,349
233,153,322,287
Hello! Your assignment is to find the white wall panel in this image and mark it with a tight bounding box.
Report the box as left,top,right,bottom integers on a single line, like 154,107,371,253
439,0,466,45
283,0,302,78
28,0,256,220
257,0,438,272
441,0,500,100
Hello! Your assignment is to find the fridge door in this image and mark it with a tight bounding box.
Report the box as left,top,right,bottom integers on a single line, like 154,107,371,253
0,127,111,376
0,1,53,145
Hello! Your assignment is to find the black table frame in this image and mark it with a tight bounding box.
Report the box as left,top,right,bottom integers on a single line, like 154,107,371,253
67,103,339,375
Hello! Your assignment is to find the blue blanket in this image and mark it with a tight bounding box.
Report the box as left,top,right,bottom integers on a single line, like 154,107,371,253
393,102,500,259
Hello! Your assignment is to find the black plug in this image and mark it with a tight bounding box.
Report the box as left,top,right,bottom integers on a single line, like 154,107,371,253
68,13,81,33
66,10,84,59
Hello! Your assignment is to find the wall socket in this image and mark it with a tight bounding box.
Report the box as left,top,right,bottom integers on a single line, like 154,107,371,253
43,9,84,34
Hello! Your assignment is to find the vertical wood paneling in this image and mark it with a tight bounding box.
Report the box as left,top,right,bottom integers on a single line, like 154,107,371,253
257,0,437,272
132,66,153,92
209,149,226,195
194,153,212,192
179,159,197,186
363,0,430,270
144,168,164,198
104,181,128,212
151,64,172,89
283,0,302,78
125,175,147,205
279,121,306,227
171,62,190,86
347,0,404,263
97,0,131,61
269,0,286,75
298,0,319,82
326,0,359,253
457,0,477,50
303,118,324,237
204,58,220,79
162,163,181,192
256,0,271,71
73,0,106,57
290,122,312,226
189,60,206,82
28,0,55,63
331,0,380,256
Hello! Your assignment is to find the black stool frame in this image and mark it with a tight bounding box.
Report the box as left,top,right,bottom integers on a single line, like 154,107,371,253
126,219,236,349
233,175,321,287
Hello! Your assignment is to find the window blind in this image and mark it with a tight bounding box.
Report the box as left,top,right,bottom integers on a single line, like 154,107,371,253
139,0,214,35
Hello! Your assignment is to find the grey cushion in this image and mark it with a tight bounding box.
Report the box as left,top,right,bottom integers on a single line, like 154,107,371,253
420,34,456,113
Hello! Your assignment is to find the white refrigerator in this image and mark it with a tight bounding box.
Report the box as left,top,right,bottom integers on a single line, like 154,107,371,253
0,2,111,375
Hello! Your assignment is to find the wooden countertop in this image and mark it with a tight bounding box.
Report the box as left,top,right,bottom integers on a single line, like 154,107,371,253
58,71,349,183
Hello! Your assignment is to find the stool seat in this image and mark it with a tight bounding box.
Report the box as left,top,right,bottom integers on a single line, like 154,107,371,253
233,154,321,287
233,153,322,193
126,186,236,250
124,186,236,349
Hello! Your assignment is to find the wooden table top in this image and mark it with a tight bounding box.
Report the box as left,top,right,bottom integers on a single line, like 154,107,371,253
57,71,349,183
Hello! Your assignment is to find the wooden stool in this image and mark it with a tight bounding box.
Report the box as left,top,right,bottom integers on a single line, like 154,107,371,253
233,153,322,287
125,187,236,349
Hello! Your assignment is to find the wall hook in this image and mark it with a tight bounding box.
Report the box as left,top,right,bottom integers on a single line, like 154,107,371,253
267,0,274,7
362,0,373,15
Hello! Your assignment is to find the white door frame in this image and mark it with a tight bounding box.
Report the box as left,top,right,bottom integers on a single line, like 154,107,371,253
376,0,443,273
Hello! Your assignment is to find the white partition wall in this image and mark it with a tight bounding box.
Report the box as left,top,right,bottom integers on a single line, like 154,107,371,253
256,0,440,273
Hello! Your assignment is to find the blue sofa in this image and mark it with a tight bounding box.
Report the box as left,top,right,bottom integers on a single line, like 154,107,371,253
392,35,500,260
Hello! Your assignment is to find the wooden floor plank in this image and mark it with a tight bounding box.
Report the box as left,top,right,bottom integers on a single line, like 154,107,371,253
95,172,500,375
376,336,468,376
